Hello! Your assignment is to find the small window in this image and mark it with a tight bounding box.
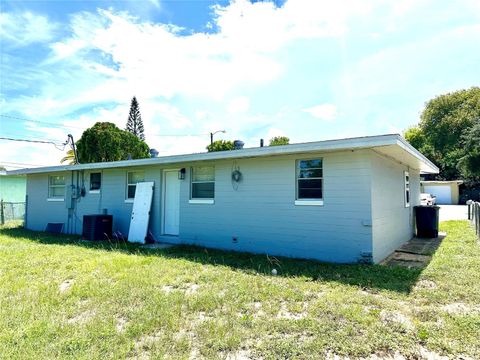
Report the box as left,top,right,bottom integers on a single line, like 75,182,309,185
191,166,215,199
90,172,101,191
48,175,65,199
127,171,145,199
296,159,323,200
404,171,410,207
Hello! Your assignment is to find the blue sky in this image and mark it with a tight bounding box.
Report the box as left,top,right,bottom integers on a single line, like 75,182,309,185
1,0,479,169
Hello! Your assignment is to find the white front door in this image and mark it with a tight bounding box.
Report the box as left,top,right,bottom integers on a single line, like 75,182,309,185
164,170,180,235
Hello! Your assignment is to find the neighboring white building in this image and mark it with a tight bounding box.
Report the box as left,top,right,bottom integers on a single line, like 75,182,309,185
9,134,438,264
421,180,463,205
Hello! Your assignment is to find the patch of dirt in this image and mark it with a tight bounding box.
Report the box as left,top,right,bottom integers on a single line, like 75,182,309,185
417,346,449,360
129,331,162,359
442,302,480,315
415,279,437,290
326,350,406,359
67,309,95,325
59,279,74,293
174,328,195,342
225,350,255,360
184,283,200,296
276,302,307,320
116,317,128,333
127,332,161,360
161,285,175,293
379,310,414,331
190,311,214,327
188,346,200,360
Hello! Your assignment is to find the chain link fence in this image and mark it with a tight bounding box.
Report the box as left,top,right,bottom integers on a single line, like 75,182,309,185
0,201,25,226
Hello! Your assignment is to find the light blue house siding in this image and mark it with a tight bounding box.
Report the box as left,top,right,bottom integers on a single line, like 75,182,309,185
178,151,373,263
0,174,26,202
370,151,420,263
25,149,376,263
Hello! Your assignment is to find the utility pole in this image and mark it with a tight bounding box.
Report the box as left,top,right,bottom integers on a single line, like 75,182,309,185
67,134,79,164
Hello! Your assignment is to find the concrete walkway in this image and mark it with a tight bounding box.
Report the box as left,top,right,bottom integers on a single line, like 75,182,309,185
438,205,468,221
381,232,446,268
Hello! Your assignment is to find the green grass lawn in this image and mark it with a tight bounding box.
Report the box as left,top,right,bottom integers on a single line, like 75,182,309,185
0,221,479,359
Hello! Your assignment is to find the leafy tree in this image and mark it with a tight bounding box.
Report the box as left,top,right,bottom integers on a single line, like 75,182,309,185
60,149,76,165
206,140,235,152
126,96,145,141
458,123,480,179
76,122,150,163
269,136,290,146
404,87,480,180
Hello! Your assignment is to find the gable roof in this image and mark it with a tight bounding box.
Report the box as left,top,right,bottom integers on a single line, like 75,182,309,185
7,134,439,175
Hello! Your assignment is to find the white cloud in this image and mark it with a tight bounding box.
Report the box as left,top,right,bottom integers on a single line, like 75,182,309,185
0,12,57,45
2,0,480,167
264,127,286,142
145,103,192,130
227,96,250,113
303,104,337,121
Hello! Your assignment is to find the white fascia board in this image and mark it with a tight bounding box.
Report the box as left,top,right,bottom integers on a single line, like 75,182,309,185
395,137,439,174
7,133,435,175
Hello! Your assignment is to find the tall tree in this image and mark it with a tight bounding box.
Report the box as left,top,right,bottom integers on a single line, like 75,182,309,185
77,122,149,163
269,136,290,146
404,87,480,180
458,123,480,180
126,96,145,141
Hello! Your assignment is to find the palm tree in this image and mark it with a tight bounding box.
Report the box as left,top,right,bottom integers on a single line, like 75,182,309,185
60,149,76,165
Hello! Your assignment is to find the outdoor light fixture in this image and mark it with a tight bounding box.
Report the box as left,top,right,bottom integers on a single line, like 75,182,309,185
210,130,226,144
178,168,186,180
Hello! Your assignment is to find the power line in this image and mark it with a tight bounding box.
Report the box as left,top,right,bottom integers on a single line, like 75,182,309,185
0,114,85,130
0,136,68,150
0,130,63,144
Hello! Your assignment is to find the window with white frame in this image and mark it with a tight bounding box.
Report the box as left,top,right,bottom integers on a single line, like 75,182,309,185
126,171,145,199
48,175,65,199
296,159,323,201
191,166,215,199
90,172,101,191
404,171,410,207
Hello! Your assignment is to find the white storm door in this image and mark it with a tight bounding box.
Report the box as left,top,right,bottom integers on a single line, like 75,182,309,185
164,170,180,235
128,181,154,244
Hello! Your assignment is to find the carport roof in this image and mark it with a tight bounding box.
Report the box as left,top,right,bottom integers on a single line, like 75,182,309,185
7,133,439,175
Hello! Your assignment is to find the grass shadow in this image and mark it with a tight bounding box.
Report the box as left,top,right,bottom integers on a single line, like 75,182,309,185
0,226,424,294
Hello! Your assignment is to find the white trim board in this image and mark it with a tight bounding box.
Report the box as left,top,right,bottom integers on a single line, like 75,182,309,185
7,134,439,176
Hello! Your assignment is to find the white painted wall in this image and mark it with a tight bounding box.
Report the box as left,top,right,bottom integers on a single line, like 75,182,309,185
370,151,420,263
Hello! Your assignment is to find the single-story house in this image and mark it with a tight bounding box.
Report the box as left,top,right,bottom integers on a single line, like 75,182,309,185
0,171,26,203
8,134,438,264
420,180,463,205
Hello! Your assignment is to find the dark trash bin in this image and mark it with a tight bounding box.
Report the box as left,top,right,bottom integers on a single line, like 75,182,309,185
414,205,440,238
